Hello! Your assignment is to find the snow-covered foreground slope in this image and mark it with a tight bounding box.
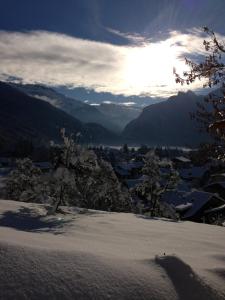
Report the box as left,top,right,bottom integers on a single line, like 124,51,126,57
0,200,225,300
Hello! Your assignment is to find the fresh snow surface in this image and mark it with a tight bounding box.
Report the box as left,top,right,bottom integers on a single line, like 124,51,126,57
0,199,225,300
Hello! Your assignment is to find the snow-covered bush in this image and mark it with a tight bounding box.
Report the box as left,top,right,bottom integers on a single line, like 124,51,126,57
5,158,43,202
49,129,130,213
134,151,179,219
5,130,130,213
73,157,130,211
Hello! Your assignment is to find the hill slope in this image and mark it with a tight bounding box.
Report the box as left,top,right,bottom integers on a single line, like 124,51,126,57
0,82,118,149
97,102,141,131
0,199,224,300
11,83,121,132
123,91,211,147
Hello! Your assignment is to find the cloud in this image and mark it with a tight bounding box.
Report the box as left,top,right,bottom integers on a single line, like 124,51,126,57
0,29,224,97
105,27,149,45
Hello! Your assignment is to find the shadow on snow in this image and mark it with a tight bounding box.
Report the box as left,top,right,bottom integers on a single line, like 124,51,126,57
0,206,72,234
155,255,222,300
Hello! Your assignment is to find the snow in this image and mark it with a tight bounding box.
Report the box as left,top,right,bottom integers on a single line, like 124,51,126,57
175,202,193,212
174,156,191,163
162,190,225,219
0,199,225,300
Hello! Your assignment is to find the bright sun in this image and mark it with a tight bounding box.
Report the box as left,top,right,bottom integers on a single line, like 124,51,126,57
123,40,187,96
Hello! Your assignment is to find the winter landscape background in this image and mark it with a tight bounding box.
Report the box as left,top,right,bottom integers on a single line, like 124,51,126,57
1,0,225,299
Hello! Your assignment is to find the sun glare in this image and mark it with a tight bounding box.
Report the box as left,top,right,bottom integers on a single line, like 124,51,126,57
123,40,188,96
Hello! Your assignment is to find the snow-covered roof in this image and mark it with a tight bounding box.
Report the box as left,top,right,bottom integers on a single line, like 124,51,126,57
173,156,191,163
162,190,225,219
175,203,193,212
183,191,224,219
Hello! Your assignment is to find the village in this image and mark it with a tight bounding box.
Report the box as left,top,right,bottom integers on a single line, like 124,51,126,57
1,144,225,226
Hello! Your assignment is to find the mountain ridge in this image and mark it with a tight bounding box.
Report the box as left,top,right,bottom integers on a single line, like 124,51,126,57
0,82,119,152
122,90,211,147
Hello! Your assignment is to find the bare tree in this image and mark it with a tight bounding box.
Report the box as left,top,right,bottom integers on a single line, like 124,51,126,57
174,27,225,159
174,27,225,88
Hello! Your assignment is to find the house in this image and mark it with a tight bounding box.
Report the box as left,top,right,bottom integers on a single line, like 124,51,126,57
181,191,225,222
161,190,225,223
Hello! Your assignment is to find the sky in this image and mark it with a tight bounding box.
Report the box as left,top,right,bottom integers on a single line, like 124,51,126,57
0,0,225,98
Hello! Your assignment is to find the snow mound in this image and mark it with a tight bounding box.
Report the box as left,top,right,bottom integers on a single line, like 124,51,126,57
0,200,225,300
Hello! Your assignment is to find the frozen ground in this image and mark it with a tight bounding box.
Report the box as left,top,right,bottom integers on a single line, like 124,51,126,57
0,199,225,300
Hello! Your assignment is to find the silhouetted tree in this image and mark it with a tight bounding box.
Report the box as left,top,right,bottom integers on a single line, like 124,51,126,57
174,27,225,159
174,27,225,88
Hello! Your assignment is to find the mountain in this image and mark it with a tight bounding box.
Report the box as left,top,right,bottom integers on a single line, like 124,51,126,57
11,83,121,132
0,82,119,151
56,86,164,107
96,103,141,131
122,91,211,147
